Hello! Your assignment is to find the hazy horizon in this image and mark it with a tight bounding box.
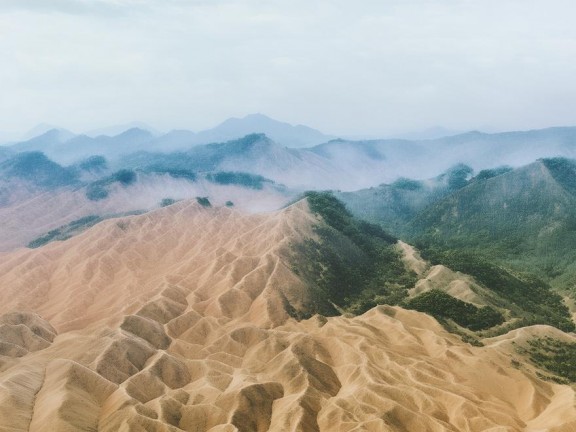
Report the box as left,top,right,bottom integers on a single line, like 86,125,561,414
1,1,576,139
5,112,576,146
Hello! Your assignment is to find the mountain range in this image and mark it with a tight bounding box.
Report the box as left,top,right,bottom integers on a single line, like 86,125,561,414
6,114,336,164
339,157,576,294
6,117,576,191
2,118,576,430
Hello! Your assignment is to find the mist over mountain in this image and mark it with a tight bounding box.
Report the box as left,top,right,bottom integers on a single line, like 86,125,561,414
392,126,464,140
316,126,576,182
8,115,576,191
3,123,576,430
339,157,576,295
2,122,576,252
7,114,335,164
12,128,77,155
336,164,474,233
121,133,342,190
195,113,335,148
84,122,161,138
5,0,576,428
0,152,79,208
0,145,13,162
21,123,66,141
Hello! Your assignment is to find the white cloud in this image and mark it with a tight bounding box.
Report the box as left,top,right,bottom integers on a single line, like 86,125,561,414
1,0,575,136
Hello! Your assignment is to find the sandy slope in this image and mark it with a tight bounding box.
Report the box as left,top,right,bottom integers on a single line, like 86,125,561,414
1,200,575,431
399,241,490,307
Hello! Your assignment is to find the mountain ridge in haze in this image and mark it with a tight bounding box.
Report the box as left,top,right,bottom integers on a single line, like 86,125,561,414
8,114,336,162
7,117,576,188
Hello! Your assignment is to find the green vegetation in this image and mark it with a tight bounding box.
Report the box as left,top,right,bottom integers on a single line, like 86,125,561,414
196,196,211,207
406,158,576,290
1,152,78,188
306,191,396,243
391,178,423,191
445,163,473,190
78,155,107,172
416,247,575,332
27,211,146,248
160,198,177,207
85,169,137,201
225,200,234,207
525,336,576,383
472,166,512,182
403,289,504,331
27,215,103,248
329,158,576,332
335,165,473,236
297,192,416,315
119,134,270,173
86,186,109,201
114,169,137,185
206,171,273,190
145,166,197,181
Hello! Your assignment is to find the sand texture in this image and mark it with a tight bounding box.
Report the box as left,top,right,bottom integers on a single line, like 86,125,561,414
1,200,575,431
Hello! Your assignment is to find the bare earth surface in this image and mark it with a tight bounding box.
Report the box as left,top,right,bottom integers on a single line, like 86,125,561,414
1,201,575,431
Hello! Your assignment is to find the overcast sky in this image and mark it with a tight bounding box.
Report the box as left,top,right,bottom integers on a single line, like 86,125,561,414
1,0,576,138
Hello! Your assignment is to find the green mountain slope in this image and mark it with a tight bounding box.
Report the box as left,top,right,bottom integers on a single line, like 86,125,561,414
296,192,573,335
0,151,78,188
336,164,474,233
408,158,576,290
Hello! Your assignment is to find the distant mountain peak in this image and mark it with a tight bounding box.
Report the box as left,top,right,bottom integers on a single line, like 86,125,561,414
115,127,154,139
225,133,273,150
207,113,334,148
242,113,273,121
21,123,62,140
218,113,282,128
25,128,76,144
85,122,161,138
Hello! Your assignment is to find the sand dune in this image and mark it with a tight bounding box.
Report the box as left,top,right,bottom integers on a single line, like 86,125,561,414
0,200,575,431
399,242,507,311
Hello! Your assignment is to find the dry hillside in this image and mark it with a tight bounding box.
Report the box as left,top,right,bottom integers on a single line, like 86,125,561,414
0,200,575,431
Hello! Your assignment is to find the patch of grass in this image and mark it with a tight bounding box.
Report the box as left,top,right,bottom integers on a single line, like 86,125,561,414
403,289,505,331
78,155,107,172
86,185,109,201
527,336,576,383
160,198,177,207
391,178,423,191
206,171,273,190
472,166,513,182
196,196,211,207
145,166,197,181
27,215,103,248
85,169,137,201
2,152,78,188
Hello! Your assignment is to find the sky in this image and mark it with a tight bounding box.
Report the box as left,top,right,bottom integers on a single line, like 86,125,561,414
1,0,576,139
